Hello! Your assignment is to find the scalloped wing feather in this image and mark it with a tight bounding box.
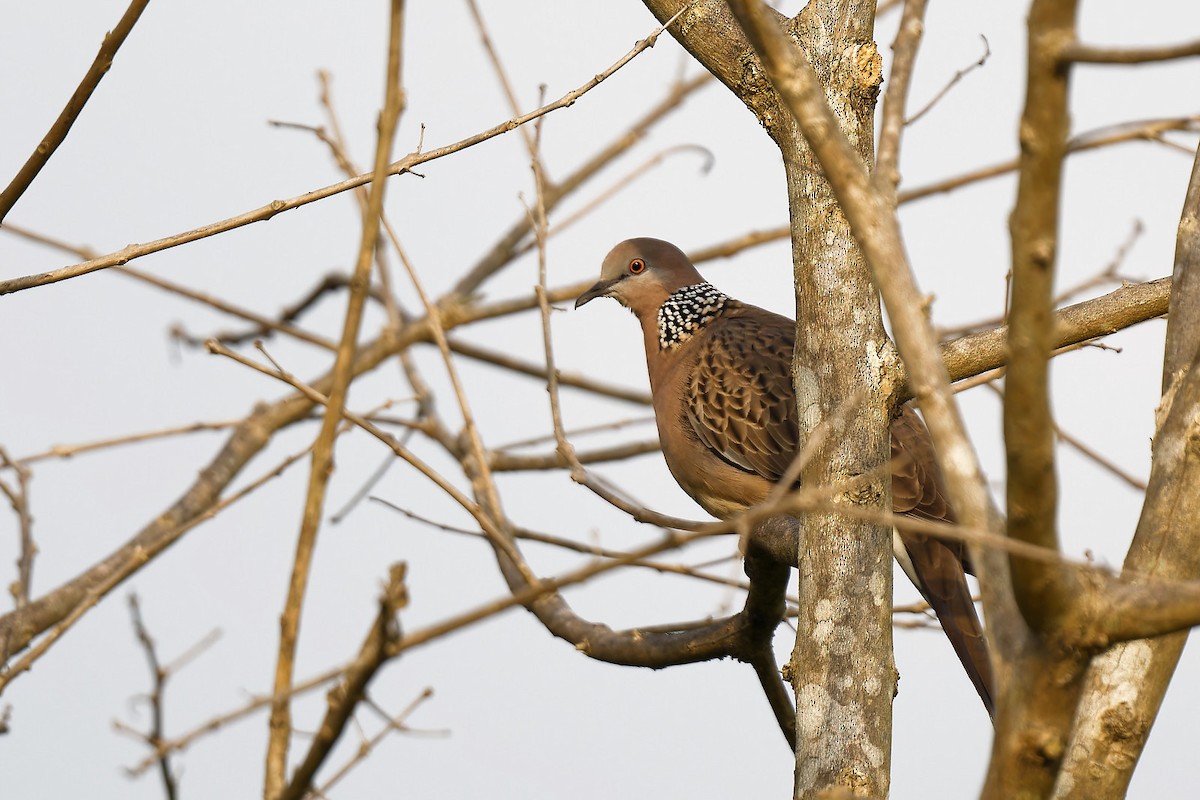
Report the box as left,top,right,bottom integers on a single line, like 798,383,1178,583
684,304,799,481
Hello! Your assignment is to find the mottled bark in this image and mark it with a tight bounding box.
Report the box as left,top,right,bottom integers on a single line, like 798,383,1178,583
642,1,894,795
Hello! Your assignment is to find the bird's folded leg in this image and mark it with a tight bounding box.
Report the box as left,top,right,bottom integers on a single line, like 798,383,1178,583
744,515,801,569
741,520,796,749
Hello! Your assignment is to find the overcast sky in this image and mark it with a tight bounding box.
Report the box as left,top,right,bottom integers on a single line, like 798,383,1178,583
3,2,1199,798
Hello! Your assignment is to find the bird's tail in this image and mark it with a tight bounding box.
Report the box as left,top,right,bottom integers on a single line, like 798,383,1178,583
900,531,996,718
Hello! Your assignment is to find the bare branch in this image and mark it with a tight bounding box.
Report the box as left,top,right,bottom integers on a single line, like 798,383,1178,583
0,444,310,693
0,449,35,609
0,224,340,351
0,14,682,296
446,337,651,405
905,35,990,126
1063,37,1200,65
686,226,789,263
275,563,408,800
451,69,712,297
876,0,930,200
312,687,436,795
371,497,761,594
1003,0,1079,633
899,116,1200,204
464,0,540,160
0,0,151,223
127,664,345,777
1054,426,1147,492
512,144,714,255
938,218,1144,339
17,420,241,466
494,415,656,450
982,377,1147,493
528,87,588,494
489,439,662,471
125,594,179,800
938,276,1169,391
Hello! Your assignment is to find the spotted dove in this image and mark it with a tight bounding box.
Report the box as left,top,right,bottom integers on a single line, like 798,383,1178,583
576,237,994,717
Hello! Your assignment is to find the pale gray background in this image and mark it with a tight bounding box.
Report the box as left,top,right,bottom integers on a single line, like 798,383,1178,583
2,1,1198,797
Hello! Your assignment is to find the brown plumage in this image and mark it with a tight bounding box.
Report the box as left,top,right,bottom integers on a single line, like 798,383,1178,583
576,237,994,717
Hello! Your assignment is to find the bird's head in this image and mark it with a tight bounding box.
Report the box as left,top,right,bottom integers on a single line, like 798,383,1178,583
575,238,705,318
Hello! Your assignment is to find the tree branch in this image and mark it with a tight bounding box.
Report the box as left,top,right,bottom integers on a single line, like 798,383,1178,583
0,14,679,296
274,564,408,800
939,276,1169,389
263,5,406,793
986,2,1085,796
0,0,151,223
875,0,929,201
125,593,179,800
1063,37,1200,65
1004,0,1079,635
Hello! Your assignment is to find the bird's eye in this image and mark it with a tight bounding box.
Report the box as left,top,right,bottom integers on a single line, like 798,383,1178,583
629,258,646,274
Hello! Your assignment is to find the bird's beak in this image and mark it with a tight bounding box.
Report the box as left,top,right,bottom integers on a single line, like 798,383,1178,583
574,277,621,309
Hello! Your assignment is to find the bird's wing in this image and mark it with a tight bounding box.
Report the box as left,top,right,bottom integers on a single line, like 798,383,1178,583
684,305,799,482
891,405,957,521
686,309,995,715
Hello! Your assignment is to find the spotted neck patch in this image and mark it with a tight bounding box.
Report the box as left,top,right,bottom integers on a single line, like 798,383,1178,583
657,282,728,350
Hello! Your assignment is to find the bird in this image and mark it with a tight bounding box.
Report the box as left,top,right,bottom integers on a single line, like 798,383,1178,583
575,237,994,717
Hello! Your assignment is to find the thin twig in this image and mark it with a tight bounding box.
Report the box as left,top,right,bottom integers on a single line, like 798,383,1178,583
0,444,310,695
312,688,436,796
905,35,990,126
125,593,179,800
686,226,790,263
1063,37,1200,64
876,0,930,199
0,449,35,609
494,415,656,450
983,383,1147,492
446,336,651,405
301,71,443,530
527,88,588,489
936,218,1144,339
127,663,345,777
135,522,723,779
0,12,685,296
384,528,717,658
0,224,340,351
17,420,241,465
951,338,1113,394
133,266,339,352
464,0,540,160
489,439,662,471
372,497,761,594
0,0,152,222
450,66,711,297
203,341,523,565
511,144,714,256
900,115,1200,204
275,563,408,800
